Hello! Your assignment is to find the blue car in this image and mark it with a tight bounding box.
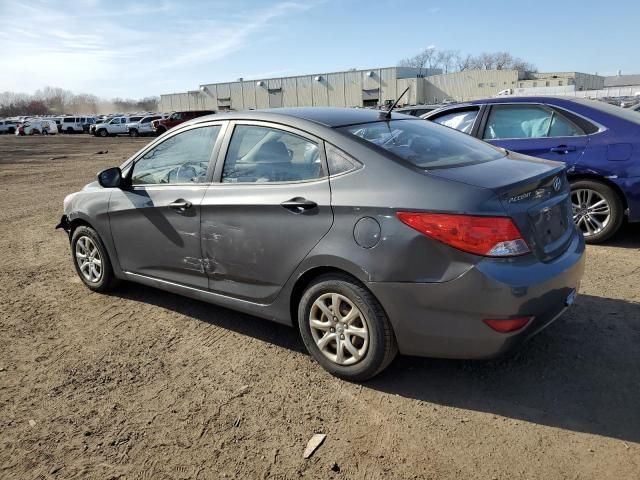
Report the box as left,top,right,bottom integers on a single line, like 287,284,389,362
423,97,640,243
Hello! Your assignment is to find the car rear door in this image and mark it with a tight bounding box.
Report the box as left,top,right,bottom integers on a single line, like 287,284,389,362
479,103,589,165
200,121,333,302
108,122,226,288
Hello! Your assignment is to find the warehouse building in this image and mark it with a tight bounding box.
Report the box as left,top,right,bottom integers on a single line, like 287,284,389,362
159,67,606,111
159,66,442,112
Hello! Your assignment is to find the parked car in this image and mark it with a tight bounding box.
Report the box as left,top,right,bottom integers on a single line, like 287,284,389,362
61,116,92,134
422,96,640,243
93,116,143,137
0,119,18,134
127,115,165,137
395,105,441,117
16,119,58,135
152,110,215,135
57,108,585,381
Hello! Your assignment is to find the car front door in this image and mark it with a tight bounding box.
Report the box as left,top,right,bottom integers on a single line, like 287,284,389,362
480,103,589,165
200,121,333,302
108,123,225,288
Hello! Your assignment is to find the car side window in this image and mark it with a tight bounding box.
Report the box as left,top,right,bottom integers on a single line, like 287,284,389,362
221,125,323,183
325,143,361,176
483,104,584,140
432,108,479,134
131,126,220,185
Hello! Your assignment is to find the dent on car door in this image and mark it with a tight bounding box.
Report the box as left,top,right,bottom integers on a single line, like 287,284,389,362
481,104,589,164
200,122,333,302
108,124,224,288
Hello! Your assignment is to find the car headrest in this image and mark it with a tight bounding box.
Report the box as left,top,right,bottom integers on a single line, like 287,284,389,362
255,140,289,163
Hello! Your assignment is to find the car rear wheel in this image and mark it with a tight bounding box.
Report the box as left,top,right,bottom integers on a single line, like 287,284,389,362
71,226,118,292
8,127,15,134
298,274,397,381
570,180,623,244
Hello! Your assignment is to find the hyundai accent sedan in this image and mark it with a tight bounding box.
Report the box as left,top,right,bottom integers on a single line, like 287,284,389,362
57,108,585,381
422,96,640,243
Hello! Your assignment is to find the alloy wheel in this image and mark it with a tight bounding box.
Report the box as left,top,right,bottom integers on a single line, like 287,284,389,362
309,293,369,366
75,236,103,283
571,188,611,237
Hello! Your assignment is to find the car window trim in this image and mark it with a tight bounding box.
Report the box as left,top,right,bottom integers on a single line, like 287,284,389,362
125,120,229,187
481,102,605,140
211,120,329,185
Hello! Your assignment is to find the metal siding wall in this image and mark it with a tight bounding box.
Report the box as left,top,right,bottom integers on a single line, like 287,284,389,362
297,76,313,107
379,68,396,104
268,78,282,90
327,73,345,107
201,84,218,108
396,79,417,105
242,82,257,109
256,82,270,108
362,69,381,90
282,77,297,107
344,71,361,107
229,82,244,110
312,76,329,106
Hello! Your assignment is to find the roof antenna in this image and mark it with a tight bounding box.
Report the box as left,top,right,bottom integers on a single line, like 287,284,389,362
380,87,410,119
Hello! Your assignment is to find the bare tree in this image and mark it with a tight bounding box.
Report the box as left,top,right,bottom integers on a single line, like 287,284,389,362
398,48,536,75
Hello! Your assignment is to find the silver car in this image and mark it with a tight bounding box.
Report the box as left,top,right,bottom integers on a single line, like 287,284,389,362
57,108,585,380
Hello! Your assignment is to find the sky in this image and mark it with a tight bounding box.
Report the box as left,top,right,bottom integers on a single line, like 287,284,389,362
0,0,638,99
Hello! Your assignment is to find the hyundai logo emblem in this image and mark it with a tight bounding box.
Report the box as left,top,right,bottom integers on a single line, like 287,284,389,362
552,176,562,191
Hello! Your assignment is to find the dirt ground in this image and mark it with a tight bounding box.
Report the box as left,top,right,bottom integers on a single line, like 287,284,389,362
0,134,638,480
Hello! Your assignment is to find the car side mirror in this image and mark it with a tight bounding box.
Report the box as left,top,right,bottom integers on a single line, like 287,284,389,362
97,167,123,188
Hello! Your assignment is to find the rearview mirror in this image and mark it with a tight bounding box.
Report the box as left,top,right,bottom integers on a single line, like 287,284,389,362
97,167,123,188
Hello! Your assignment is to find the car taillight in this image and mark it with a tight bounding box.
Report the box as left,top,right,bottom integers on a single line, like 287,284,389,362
483,317,533,333
396,212,530,257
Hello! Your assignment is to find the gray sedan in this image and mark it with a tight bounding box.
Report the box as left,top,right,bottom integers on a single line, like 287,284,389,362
57,108,585,381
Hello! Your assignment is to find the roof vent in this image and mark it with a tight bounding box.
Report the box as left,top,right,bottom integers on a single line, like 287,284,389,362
314,75,323,82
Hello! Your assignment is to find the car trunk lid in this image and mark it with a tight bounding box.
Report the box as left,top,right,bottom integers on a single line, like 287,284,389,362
429,153,574,262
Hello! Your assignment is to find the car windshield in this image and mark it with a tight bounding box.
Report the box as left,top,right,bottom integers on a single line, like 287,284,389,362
339,119,504,169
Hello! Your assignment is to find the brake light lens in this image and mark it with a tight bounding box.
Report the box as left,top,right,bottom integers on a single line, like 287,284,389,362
396,212,530,257
483,317,533,333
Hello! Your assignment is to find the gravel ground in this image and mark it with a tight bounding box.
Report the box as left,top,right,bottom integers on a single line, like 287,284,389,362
0,134,639,480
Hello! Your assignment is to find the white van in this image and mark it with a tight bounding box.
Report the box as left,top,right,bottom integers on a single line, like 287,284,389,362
61,116,95,134
16,119,58,135
0,119,18,134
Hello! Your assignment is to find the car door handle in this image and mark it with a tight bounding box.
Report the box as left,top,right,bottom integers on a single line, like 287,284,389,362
168,199,192,212
280,197,318,213
550,145,577,154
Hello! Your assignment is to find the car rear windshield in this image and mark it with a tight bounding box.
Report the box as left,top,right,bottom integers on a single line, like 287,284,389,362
575,99,640,125
339,119,504,169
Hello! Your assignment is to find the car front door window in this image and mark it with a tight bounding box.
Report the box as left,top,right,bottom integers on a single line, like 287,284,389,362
221,125,323,183
483,104,585,140
132,126,220,185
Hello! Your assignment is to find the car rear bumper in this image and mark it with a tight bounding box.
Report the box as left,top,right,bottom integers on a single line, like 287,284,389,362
367,230,586,359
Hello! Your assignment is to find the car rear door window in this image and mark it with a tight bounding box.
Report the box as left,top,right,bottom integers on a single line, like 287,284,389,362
431,108,479,134
483,104,584,140
132,126,221,185
221,125,323,183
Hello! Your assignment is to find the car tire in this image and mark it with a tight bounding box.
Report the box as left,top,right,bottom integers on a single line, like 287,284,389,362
129,129,139,137
66,127,74,134
570,179,624,244
98,129,108,138
30,129,40,135
298,273,397,381
155,127,166,136
8,127,15,134
70,226,118,292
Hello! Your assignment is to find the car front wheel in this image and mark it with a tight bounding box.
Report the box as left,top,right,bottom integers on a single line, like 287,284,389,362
298,274,397,381
570,180,623,244
98,129,108,137
71,226,118,292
